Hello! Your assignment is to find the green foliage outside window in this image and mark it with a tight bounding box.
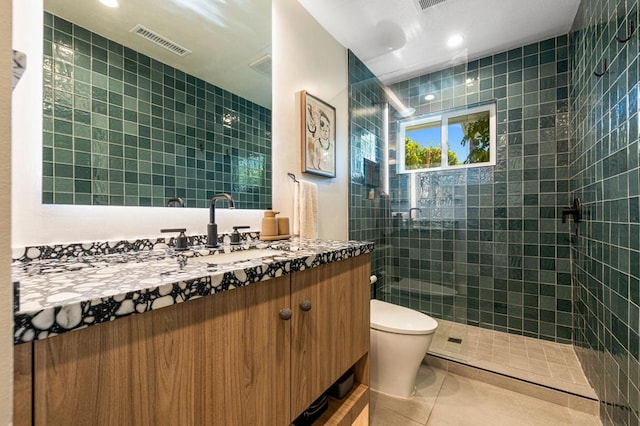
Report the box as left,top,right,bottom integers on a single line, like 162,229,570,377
460,117,490,164
404,137,459,170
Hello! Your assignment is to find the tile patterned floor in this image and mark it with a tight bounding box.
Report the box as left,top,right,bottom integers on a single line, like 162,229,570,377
428,320,597,399
370,365,602,426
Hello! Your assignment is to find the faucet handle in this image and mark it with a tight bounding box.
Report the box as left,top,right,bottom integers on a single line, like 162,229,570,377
161,228,188,251
161,228,187,233
230,226,251,245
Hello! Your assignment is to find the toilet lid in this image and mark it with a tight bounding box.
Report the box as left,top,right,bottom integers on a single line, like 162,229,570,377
370,299,439,335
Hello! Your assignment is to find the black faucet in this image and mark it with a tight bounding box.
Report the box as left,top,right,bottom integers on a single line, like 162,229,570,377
207,193,234,248
167,197,184,207
409,207,422,219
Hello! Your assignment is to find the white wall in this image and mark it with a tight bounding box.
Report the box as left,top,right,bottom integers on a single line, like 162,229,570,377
11,0,263,248
2,1,13,423
272,0,349,241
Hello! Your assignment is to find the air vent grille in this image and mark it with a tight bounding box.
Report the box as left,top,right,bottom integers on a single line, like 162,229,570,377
131,24,192,57
415,0,448,12
249,54,272,76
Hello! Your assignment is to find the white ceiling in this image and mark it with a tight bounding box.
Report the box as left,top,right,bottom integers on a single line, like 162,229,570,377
45,0,272,108
298,0,581,84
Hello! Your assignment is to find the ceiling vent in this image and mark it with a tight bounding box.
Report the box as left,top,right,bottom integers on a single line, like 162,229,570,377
414,0,448,12
249,54,272,76
131,24,192,57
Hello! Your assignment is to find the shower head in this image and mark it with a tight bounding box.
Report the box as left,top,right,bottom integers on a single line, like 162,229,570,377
380,86,416,119
372,101,415,118
395,107,416,118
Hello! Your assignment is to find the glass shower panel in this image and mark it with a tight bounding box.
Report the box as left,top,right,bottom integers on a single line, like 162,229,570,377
348,50,475,364
384,66,473,364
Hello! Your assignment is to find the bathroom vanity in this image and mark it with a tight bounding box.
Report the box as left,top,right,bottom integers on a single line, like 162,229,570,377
12,238,373,425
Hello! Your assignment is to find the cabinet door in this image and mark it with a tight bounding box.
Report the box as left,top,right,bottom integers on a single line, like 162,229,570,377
14,343,33,426
290,254,370,420
211,275,291,425
34,275,291,425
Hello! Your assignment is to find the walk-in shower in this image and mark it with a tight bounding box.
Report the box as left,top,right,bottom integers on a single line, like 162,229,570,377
349,0,640,422
348,34,592,396
350,29,573,334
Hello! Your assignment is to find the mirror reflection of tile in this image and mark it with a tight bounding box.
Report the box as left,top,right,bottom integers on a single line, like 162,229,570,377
43,12,272,209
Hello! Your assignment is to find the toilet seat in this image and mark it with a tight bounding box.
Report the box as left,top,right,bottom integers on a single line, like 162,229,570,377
370,299,438,335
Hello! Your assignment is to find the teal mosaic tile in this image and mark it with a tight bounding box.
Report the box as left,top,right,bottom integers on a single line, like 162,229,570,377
347,52,388,294
43,12,271,209
570,0,640,424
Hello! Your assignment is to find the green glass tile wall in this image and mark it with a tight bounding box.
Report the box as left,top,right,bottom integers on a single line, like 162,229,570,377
348,51,388,290
570,0,640,424
387,36,572,343
43,12,272,208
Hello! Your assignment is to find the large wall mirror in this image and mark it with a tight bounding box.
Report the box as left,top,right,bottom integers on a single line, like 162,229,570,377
42,0,272,209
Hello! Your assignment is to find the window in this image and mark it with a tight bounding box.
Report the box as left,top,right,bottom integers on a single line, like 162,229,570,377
397,102,496,173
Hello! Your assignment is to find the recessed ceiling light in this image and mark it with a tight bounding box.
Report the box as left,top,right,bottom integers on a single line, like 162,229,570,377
447,34,463,48
99,0,119,8
425,94,435,101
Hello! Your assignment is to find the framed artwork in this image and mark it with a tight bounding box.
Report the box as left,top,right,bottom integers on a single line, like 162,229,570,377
301,91,336,177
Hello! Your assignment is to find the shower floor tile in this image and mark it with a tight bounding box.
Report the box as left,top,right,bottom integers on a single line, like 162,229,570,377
428,319,598,399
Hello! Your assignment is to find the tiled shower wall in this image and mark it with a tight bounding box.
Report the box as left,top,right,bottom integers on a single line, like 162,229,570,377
347,51,388,286
570,0,640,424
43,12,272,209
386,37,573,342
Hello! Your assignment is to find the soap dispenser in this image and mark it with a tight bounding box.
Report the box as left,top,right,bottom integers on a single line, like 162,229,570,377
260,210,279,239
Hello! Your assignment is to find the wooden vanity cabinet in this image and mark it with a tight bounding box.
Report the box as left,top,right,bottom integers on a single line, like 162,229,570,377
32,274,291,426
14,254,370,425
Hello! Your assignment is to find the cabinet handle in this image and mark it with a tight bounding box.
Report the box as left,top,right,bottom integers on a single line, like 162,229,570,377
279,308,292,320
299,300,312,312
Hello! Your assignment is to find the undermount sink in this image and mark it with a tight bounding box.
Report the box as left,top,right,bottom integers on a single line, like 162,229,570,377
190,248,287,265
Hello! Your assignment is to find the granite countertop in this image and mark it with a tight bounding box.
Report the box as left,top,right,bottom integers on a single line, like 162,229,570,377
13,238,374,344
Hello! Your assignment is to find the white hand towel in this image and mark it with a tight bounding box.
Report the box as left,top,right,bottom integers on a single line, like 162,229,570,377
293,180,318,238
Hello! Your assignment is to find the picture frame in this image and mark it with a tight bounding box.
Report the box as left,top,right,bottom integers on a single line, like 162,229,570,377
301,91,336,177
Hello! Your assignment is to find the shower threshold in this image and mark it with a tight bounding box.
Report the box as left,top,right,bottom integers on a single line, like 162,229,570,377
425,319,599,415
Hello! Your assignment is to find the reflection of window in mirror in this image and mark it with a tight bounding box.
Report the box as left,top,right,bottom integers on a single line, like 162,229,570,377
398,101,496,173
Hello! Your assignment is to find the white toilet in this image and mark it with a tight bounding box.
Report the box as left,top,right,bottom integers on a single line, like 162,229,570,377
370,299,438,399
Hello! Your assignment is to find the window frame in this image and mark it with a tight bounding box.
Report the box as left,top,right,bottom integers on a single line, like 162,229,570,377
397,102,497,173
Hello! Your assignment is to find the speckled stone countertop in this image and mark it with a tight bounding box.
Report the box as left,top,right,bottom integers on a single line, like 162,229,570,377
13,238,374,344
